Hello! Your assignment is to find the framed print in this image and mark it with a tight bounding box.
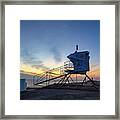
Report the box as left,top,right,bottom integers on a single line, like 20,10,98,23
0,0,119,119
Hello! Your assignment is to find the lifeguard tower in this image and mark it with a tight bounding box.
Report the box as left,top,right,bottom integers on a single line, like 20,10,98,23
64,45,96,86
65,45,90,74
32,45,97,88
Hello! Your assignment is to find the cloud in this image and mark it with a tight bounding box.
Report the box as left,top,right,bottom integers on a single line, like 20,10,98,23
21,49,35,63
32,64,48,70
20,70,35,75
50,47,62,63
23,59,43,65
21,50,49,71
23,59,49,71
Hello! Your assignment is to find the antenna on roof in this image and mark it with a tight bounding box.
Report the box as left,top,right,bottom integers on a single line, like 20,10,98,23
76,45,78,51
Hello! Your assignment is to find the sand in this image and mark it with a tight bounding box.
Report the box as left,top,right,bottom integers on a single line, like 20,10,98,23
20,82,100,100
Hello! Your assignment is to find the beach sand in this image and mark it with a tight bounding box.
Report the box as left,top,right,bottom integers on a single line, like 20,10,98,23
20,82,100,100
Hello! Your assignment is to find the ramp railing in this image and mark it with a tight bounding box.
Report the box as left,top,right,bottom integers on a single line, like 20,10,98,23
33,61,73,86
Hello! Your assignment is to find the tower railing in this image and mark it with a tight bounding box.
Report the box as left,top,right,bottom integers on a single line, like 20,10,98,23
64,61,74,71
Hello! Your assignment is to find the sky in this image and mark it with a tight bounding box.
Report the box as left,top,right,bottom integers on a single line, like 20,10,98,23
20,20,100,79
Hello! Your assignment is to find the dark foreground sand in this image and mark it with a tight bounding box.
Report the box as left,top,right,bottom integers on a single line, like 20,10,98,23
20,82,100,100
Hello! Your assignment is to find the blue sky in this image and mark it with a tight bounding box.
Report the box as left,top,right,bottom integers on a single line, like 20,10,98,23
20,20,100,74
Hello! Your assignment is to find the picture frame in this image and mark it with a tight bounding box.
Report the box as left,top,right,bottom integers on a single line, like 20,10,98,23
0,0,119,119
